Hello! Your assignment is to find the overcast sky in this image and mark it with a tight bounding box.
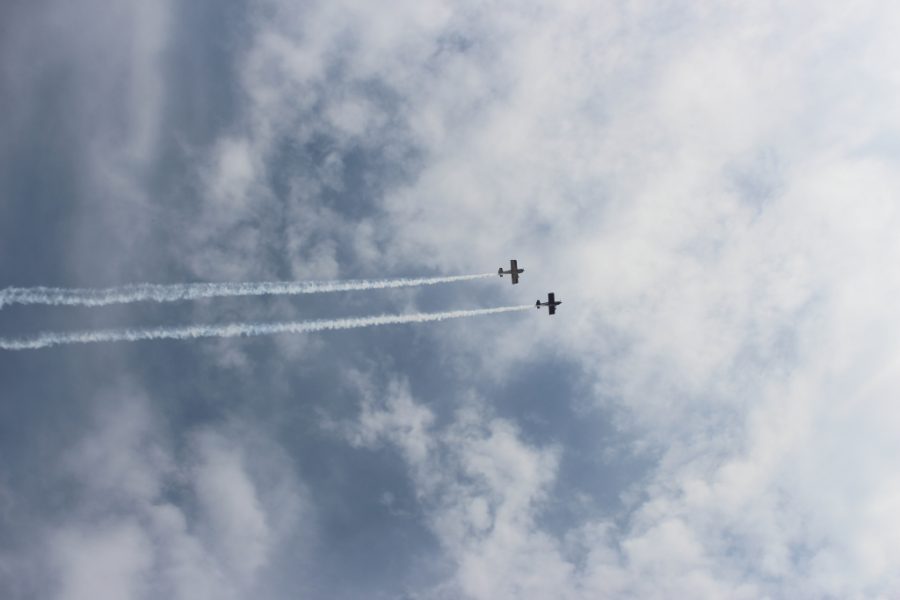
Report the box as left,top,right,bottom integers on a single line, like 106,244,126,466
2,1,900,598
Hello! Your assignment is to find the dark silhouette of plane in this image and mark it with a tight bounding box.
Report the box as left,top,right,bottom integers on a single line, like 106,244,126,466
498,259,524,284
536,292,562,315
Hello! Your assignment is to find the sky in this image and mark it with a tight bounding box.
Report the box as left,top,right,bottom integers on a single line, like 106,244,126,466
2,0,900,598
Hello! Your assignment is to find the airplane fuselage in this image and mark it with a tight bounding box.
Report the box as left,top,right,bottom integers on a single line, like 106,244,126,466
536,292,562,315
498,259,524,284
536,301,562,309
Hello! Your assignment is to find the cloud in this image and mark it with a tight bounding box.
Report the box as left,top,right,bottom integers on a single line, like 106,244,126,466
5,0,900,597
281,2,900,595
8,385,310,600
345,379,590,599
52,521,153,600
191,430,273,580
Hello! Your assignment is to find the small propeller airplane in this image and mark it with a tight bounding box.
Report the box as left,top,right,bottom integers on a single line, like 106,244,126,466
498,259,524,284
536,292,562,315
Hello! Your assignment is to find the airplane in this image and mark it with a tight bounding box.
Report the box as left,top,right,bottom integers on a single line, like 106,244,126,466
536,292,562,315
498,259,524,284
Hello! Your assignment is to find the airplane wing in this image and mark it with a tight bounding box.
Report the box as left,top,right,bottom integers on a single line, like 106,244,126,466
511,271,519,284
547,293,555,304
510,260,519,284
549,304,556,315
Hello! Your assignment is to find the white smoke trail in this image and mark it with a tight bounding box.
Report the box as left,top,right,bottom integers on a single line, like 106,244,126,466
0,273,495,310
0,305,532,351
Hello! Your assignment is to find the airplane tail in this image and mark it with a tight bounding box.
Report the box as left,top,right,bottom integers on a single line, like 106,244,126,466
498,268,504,277
536,300,541,309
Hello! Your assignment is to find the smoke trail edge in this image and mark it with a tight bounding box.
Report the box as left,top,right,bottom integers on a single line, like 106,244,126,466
0,273,496,309
0,305,533,351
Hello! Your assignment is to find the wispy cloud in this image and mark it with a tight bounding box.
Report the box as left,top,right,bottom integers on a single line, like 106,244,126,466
271,1,900,596
5,0,900,597
8,386,310,600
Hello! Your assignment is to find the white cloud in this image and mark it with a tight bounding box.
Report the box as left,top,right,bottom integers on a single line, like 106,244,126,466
250,1,900,596
346,376,435,466
345,380,574,599
52,521,153,600
4,0,899,594
24,0,888,595
27,386,310,600
191,430,272,581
